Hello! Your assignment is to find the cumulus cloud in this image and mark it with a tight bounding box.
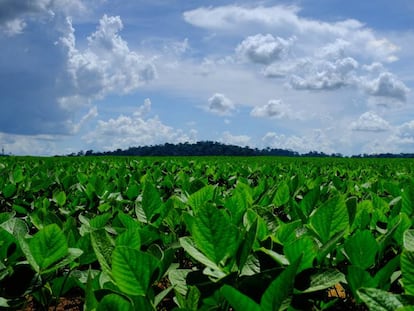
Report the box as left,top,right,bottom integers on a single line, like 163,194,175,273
83,99,194,151
262,130,334,154
220,131,251,147
0,0,87,36
207,93,235,116
184,5,399,63
350,111,391,132
236,34,293,64
250,99,293,119
362,72,409,102
289,56,358,90
59,15,157,107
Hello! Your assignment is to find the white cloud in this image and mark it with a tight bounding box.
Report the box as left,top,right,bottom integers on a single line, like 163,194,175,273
183,5,399,63
59,15,156,107
0,18,27,36
68,105,98,134
350,111,391,132
289,56,358,90
0,0,88,36
262,130,334,154
83,99,193,151
250,99,294,119
236,34,293,65
362,72,409,102
207,93,235,116
220,131,251,147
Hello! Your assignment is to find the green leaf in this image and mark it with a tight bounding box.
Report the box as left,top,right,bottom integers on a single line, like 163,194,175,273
404,230,414,252
91,229,114,277
179,237,226,279
402,184,414,216
112,246,159,296
237,219,257,271
357,288,403,311
126,182,139,200
260,255,302,311
169,269,192,296
54,191,67,207
273,182,290,207
97,294,133,311
142,181,162,222
3,184,16,199
187,185,216,212
347,266,376,299
299,187,320,217
221,285,261,311
310,196,349,244
28,224,69,272
185,205,239,266
115,228,141,250
176,285,201,311
12,168,24,184
284,235,318,273
373,255,400,291
344,230,379,269
225,182,252,224
0,297,9,308
300,269,346,293
401,250,414,295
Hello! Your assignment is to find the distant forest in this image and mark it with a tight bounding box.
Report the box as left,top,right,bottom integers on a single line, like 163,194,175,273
71,141,414,158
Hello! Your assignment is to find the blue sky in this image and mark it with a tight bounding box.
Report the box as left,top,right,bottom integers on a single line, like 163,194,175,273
0,0,413,155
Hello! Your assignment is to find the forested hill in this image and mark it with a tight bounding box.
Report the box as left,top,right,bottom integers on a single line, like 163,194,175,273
68,141,414,158
79,141,300,157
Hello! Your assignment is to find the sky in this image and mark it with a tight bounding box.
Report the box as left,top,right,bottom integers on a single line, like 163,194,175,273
0,0,413,156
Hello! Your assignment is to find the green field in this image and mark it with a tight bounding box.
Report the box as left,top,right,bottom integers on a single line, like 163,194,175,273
1,156,414,310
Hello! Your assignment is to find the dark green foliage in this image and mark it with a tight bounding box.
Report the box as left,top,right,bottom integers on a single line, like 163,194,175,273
1,156,414,310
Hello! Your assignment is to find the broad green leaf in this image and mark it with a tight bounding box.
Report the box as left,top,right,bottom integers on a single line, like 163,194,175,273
221,285,261,311
179,237,226,278
225,182,252,224
53,191,67,207
401,250,414,295
404,230,414,252
12,168,24,184
357,288,403,311
344,230,378,269
175,285,201,311
169,269,192,296
310,196,349,244
237,219,257,271
260,255,302,311
300,269,346,293
186,205,239,266
115,228,141,250
187,185,216,212
97,294,133,311
142,181,162,222
347,266,376,299
3,184,16,198
402,184,414,216
91,229,114,277
112,246,159,296
299,186,320,217
41,248,83,274
28,223,69,272
126,182,139,200
284,235,318,272
273,182,290,207
0,297,9,307
274,220,302,244
373,255,400,291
